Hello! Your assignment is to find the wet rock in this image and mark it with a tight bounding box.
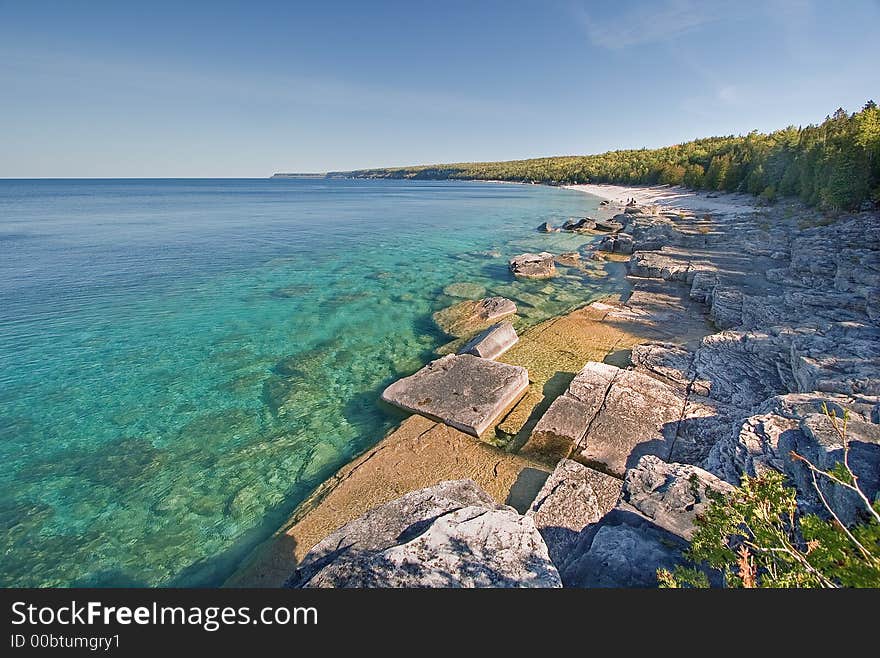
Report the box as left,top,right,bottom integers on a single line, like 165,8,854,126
527,459,622,566
381,354,529,437
521,395,596,463
597,233,633,254
509,252,557,279
555,252,581,266
562,218,593,231
442,282,487,299
537,221,559,233
459,321,518,360
287,479,561,588
432,296,517,337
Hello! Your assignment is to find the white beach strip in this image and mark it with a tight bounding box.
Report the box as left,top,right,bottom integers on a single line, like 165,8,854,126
563,183,759,214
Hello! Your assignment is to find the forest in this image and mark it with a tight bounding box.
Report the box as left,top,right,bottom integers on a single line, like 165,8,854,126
333,102,880,211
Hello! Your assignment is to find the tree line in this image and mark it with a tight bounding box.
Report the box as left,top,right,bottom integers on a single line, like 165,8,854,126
333,102,880,211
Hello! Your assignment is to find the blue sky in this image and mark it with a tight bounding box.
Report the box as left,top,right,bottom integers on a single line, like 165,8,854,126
1,0,878,177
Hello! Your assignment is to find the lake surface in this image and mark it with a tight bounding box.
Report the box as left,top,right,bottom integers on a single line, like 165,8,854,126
0,178,612,586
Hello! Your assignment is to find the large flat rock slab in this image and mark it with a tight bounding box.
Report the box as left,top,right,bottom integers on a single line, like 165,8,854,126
519,362,617,463
381,354,529,437
523,361,686,478
572,364,687,477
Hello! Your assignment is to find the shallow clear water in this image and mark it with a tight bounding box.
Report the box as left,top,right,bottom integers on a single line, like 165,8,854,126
0,178,613,586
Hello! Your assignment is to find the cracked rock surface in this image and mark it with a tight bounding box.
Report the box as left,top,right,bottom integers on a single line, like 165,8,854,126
287,479,561,588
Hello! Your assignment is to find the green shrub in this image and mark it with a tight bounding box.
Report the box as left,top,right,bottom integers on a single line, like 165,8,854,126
659,406,880,588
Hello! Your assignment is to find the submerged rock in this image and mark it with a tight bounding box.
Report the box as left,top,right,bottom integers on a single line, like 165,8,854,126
287,479,561,588
459,321,519,360
442,282,487,299
381,354,529,437
555,252,581,267
509,252,557,279
432,296,517,337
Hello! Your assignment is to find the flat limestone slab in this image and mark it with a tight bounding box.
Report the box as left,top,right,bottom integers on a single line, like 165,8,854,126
573,365,687,477
519,362,617,463
520,395,595,463
381,354,529,437
459,321,519,360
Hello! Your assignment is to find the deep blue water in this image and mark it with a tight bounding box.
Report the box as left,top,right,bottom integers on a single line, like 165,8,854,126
0,178,610,586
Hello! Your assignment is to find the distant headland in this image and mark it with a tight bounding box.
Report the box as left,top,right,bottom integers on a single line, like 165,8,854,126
271,172,327,178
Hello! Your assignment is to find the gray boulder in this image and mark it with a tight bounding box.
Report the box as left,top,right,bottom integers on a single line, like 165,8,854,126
381,354,529,437
537,221,559,233
594,219,624,232
559,455,731,587
558,508,688,587
597,233,634,255
509,252,557,279
705,400,880,526
459,321,519,360
622,455,734,540
287,480,561,588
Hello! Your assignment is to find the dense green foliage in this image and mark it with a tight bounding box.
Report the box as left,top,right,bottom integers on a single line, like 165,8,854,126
658,408,880,588
335,102,880,210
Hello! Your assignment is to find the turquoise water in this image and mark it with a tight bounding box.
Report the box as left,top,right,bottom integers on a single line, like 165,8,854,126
0,178,611,587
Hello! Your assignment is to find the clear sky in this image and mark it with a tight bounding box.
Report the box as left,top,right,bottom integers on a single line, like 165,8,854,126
1,0,878,177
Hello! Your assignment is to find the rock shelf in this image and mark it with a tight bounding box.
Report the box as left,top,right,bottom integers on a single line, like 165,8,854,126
230,187,879,589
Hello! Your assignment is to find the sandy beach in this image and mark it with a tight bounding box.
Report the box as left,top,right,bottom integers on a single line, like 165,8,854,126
564,183,760,214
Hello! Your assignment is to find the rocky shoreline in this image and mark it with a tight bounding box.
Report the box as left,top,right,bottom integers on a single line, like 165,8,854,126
228,185,879,588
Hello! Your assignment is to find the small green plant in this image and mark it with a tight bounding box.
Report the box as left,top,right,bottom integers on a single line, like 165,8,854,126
659,405,880,588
